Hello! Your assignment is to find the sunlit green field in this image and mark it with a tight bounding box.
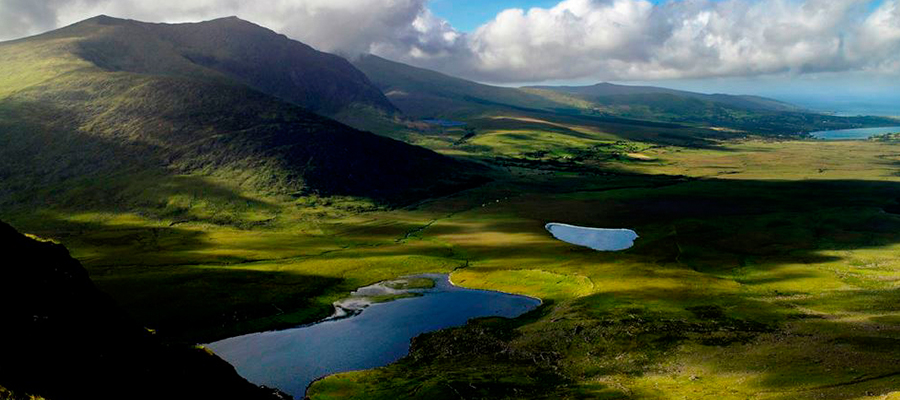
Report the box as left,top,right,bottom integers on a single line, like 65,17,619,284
7,132,900,399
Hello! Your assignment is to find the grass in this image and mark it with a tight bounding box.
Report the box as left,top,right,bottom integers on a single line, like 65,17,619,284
467,130,605,159
618,139,900,181
0,384,46,400
5,135,900,399
306,138,900,399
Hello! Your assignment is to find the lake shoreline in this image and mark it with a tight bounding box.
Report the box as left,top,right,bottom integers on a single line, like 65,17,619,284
208,273,542,399
545,222,639,251
810,126,900,140
304,273,545,396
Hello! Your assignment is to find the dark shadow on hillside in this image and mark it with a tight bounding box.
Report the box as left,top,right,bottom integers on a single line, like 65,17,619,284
101,264,346,344
312,177,900,272
3,215,347,345
0,98,278,219
0,221,288,400
0,82,487,209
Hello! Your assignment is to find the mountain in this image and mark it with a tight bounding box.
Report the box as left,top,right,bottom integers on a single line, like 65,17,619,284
353,54,567,119
521,82,900,133
0,16,482,209
526,82,802,112
0,221,289,400
353,54,800,120
60,15,395,115
355,55,895,135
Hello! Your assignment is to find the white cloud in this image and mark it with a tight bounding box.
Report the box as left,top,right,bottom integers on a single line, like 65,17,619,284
0,0,444,56
1,0,899,83
451,0,893,81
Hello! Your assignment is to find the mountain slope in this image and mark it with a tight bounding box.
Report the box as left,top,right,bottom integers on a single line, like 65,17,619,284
521,82,900,133
0,16,482,209
0,221,289,400
355,55,895,135
353,54,568,119
526,82,802,113
60,15,396,115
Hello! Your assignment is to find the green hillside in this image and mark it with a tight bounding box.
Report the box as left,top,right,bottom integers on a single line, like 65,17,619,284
353,54,569,119
527,82,801,112
355,55,896,136
525,83,895,134
352,55,735,148
0,16,483,213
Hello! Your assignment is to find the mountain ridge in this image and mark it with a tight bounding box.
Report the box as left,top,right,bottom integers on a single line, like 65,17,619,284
525,82,802,112
353,54,569,119
42,15,398,115
0,16,483,210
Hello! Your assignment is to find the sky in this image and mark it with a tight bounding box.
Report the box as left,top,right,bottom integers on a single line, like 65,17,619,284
1,0,899,112
429,0,563,32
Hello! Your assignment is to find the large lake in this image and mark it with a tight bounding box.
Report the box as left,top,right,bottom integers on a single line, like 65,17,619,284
546,223,638,251
207,274,540,398
810,126,900,140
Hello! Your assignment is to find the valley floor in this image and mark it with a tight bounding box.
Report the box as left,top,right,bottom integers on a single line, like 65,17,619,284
7,137,900,399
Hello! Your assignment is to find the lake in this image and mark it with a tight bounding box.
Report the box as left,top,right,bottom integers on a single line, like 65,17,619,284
810,126,900,140
546,223,638,251
206,274,540,398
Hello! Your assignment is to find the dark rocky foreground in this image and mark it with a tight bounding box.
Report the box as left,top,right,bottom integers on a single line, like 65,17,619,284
0,221,290,400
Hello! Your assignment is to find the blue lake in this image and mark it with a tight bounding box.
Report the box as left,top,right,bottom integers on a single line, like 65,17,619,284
810,126,900,140
207,274,540,398
546,223,638,251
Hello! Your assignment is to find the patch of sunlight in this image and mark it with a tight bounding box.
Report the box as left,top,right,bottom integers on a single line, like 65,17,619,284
451,268,593,300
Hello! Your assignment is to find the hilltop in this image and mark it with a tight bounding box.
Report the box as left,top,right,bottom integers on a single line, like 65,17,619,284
51,15,396,115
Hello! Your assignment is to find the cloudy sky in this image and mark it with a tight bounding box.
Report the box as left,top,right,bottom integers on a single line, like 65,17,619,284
1,0,899,109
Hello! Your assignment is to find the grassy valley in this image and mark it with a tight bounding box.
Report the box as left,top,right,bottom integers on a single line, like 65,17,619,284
3,14,900,400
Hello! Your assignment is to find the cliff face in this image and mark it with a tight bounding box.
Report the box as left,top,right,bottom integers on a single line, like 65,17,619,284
0,221,289,400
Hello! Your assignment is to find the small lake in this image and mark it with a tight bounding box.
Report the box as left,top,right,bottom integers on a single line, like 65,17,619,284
207,274,540,398
546,223,638,251
810,126,900,140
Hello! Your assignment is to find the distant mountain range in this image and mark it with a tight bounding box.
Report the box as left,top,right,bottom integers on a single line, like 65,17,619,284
354,55,895,135
0,16,481,210
525,82,802,113
354,54,565,119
